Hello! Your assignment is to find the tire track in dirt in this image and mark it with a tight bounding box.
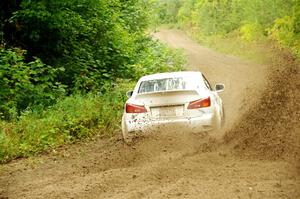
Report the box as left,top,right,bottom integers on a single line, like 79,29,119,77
0,29,299,199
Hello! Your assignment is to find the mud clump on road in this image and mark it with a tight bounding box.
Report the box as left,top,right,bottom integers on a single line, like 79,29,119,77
224,51,300,165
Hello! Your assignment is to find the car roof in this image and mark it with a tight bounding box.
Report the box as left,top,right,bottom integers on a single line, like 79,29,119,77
139,71,202,81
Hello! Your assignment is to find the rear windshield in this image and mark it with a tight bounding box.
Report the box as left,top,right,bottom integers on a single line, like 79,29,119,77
138,77,197,94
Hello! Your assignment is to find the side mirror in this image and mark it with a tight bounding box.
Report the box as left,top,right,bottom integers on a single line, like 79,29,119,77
126,90,133,98
215,84,225,92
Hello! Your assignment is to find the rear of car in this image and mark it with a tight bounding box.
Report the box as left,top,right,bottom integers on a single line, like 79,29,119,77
122,72,223,140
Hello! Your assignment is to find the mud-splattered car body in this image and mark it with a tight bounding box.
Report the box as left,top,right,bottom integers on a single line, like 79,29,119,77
121,71,225,141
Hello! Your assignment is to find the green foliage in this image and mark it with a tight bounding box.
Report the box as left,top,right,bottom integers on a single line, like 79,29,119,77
177,0,196,28
175,0,293,35
130,37,185,78
267,0,300,57
268,16,295,47
240,23,263,42
0,81,134,163
151,0,184,24
1,0,157,93
0,48,66,120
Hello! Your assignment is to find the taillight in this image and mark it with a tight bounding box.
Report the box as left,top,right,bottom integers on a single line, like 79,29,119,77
126,103,147,113
188,97,211,109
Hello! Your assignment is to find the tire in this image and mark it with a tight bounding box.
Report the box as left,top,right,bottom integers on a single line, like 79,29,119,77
213,109,222,130
121,117,132,144
221,106,225,127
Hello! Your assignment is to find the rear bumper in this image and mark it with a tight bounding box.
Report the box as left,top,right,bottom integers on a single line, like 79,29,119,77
124,113,214,135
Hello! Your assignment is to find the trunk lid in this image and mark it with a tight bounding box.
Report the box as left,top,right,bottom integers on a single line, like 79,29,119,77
134,90,201,118
134,90,200,107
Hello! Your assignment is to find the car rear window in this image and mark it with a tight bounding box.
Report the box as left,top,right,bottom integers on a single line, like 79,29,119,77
138,77,198,94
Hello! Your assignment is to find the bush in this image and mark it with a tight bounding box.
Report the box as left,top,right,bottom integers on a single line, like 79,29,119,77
0,48,66,120
152,0,183,24
240,23,263,42
130,37,185,78
268,15,300,57
0,80,134,163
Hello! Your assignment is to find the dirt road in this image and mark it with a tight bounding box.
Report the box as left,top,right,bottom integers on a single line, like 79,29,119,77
0,29,299,199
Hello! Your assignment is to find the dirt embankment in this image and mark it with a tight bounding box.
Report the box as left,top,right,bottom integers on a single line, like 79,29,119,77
0,29,299,199
225,50,300,164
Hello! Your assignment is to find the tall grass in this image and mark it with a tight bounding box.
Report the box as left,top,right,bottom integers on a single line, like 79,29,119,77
0,81,135,163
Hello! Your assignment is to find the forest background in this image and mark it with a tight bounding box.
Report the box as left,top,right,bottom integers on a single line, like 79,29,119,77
152,0,300,59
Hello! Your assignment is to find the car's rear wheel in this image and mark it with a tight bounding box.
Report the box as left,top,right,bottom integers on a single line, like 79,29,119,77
212,109,222,130
121,117,132,144
221,106,225,127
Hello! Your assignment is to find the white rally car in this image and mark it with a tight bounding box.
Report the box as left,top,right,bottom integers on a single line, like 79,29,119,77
121,71,225,141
